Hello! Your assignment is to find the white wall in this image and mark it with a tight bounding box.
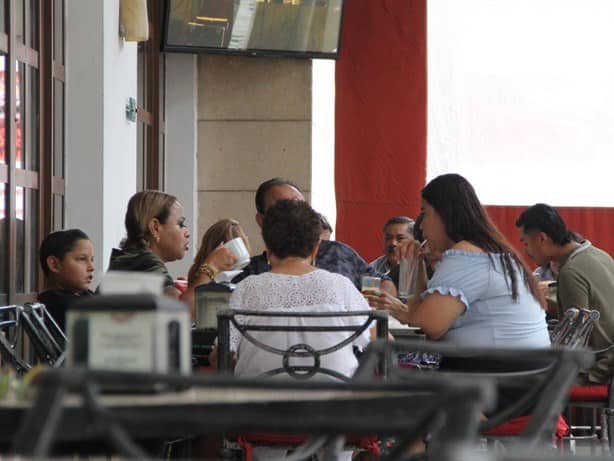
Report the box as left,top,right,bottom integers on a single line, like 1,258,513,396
65,0,137,281
165,54,198,279
311,59,336,237
196,55,312,256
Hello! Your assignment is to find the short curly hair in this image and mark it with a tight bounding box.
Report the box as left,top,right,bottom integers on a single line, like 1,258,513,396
263,200,322,259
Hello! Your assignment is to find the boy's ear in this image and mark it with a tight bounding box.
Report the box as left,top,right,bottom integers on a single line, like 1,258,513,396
46,255,62,274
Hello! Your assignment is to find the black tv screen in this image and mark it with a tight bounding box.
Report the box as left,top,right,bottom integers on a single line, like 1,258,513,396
162,0,344,59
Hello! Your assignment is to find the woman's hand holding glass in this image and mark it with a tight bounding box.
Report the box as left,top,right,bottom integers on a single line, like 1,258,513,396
204,244,237,274
368,291,413,324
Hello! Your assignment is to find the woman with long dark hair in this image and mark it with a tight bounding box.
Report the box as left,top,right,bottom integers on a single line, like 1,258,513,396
371,173,549,348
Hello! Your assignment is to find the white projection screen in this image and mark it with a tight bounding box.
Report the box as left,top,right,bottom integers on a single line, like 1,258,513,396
428,0,614,207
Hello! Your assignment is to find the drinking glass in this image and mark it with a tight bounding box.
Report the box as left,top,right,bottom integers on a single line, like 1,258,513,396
361,276,381,297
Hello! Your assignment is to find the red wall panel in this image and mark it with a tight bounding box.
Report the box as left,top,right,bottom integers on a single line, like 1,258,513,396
487,206,614,265
335,0,427,262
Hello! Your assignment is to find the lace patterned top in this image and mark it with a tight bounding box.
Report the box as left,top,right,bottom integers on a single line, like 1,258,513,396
421,250,550,348
228,269,372,379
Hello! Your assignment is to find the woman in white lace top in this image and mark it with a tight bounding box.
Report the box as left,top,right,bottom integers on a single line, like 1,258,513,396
229,199,372,379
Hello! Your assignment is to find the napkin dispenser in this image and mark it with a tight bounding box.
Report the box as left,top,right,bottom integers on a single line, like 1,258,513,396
195,282,235,329
192,282,235,367
66,294,191,375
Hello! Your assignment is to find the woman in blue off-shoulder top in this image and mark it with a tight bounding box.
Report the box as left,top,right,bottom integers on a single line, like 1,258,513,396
371,173,550,348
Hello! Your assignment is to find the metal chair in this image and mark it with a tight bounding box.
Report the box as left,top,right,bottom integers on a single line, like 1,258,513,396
479,307,603,449
356,339,594,454
552,308,614,454
551,308,600,348
0,305,30,374
217,308,389,459
217,308,389,380
18,303,66,367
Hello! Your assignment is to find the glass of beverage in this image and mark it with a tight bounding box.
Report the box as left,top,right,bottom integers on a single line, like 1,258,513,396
398,240,428,302
361,276,382,298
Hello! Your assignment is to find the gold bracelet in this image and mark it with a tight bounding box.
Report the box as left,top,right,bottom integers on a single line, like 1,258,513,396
197,263,218,280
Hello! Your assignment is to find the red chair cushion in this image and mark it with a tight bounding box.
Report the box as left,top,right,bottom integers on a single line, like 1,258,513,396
483,415,569,439
229,433,379,461
228,432,378,447
234,433,309,445
568,384,608,401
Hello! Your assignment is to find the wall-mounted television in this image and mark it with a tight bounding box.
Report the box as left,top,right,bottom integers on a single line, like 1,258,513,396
162,0,345,59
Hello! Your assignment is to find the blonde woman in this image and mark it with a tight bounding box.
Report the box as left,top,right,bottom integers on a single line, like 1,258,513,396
107,190,236,301
182,219,250,313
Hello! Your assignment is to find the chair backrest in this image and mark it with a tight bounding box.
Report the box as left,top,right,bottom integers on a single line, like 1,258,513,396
551,307,600,348
357,339,594,451
19,303,66,367
217,307,388,382
0,305,30,374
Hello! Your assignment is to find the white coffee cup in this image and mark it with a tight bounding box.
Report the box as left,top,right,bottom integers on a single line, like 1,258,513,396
224,237,251,270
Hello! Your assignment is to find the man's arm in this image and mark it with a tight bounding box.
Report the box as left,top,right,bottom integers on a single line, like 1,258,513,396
231,252,270,284
557,267,590,310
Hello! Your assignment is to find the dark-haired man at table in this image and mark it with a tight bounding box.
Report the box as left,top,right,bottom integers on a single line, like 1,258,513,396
233,177,396,295
516,203,614,384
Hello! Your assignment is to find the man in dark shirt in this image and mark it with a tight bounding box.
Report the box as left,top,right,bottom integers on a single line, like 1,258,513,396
233,178,395,294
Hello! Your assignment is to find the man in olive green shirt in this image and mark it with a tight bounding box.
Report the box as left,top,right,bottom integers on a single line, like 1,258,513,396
517,204,614,383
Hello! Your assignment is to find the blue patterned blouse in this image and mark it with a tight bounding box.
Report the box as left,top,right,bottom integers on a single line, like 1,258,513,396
421,249,550,348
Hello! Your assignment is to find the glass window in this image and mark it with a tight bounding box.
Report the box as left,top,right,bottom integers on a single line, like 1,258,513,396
15,61,23,169
15,186,38,293
25,65,39,172
15,61,40,172
0,1,62,303
0,0,6,33
53,79,64,177
0,55,5,165
15,186,24,291
53,193,63,231
53,0,63,64
27,0,38,50
0,182,6,293
27,187,38,292
137,42,146,110
15,0,24,44
159,53,165,123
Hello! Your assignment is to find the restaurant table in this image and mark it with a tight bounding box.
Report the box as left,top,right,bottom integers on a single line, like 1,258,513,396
390,326,426,341
7,367,496,459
